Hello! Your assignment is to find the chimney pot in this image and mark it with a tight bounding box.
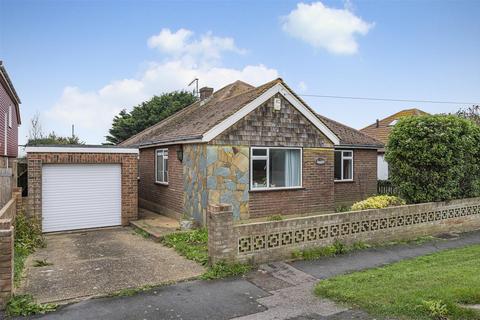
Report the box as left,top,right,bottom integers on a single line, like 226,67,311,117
376,119,380,128
199,87,214,100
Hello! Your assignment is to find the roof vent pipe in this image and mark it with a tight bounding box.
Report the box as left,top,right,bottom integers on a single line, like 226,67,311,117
376,119,380,128
199,87,214,100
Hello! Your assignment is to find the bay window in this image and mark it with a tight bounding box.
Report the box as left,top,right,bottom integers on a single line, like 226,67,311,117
155,148,168,184
334,150,353,181
251,147,302,190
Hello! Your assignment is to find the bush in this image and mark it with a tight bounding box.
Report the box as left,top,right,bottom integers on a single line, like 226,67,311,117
386,115,480,203
351,195,406,211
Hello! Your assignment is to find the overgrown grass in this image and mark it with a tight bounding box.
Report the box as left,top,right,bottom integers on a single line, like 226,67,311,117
201,261,252,280
315,244,480,320
132,227,150,239
13,211,45,285
292,240,370,260
6,294,56,317
267,215,283,221
162,228,209,265
162,229,252,280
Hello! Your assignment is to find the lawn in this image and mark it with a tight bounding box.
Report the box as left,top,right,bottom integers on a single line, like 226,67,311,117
162,228,251,279
315,244,480,320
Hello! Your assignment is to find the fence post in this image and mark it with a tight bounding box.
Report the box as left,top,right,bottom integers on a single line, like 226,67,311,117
207,203,235,265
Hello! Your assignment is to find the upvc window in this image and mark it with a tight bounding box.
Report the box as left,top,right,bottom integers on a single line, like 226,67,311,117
334,150,353,181
155,148,168,184
250,147,302,190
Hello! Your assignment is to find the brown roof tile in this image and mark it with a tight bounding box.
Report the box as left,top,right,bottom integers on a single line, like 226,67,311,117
360,108,429,145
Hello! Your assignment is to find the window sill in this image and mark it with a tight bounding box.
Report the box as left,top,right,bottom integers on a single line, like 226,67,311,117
249,187,305,193
334,179,354,183
155,181,169,186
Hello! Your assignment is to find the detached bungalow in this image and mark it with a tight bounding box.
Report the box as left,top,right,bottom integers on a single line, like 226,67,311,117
121,79,383,224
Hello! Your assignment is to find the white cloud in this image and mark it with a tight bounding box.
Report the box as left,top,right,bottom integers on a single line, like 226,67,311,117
281,1,374,55
147,28,246,65
46,29,278,143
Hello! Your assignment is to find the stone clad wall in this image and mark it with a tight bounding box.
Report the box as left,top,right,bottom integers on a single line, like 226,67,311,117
208,197,480,264
206,146,249,220
183,144,208,224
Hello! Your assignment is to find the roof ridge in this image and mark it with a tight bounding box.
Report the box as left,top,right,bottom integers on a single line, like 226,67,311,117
317,114,383,146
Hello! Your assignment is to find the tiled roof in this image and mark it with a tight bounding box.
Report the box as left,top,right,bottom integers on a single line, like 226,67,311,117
120,78,381,149
120,79,280,147
316,114,383,148
360,108,429,145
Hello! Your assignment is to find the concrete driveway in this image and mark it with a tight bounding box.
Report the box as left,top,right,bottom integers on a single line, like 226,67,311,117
17,227,205,304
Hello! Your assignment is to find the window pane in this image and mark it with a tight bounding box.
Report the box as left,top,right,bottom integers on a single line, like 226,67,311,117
334,151,342,180
343,158,353,180
269,149,286,187
252,159,267,188
157,154,164,182
343,151,352,157
252,148,267,156
164,157,169,182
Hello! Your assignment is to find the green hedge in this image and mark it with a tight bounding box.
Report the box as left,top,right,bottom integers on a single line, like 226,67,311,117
385,115,480,203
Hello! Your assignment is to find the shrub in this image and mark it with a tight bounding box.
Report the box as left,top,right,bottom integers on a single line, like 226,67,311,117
351,195,406,211
386,115,480,203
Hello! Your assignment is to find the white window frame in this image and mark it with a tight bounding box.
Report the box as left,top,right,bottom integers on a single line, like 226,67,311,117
250,146,303,191
334,149,354,182
155,148,169,185
8,105,12,128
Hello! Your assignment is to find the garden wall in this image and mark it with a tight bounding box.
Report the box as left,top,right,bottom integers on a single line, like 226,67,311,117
0,188,21,309
208,197,480,264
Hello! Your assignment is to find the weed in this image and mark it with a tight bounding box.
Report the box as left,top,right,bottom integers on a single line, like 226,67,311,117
267,215,283,221
33,259,53,267
133,227,150,239
162,228,208,265
422,300,449,320
201,261,252,280
6,294,57,317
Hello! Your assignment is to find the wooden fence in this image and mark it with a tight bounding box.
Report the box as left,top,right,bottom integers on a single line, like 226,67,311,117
0,168,13,208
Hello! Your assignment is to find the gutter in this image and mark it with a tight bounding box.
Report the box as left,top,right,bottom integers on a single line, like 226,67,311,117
138,136,204,149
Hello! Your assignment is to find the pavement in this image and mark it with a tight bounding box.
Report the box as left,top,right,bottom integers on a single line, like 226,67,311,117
130,208,180,239
16,227,205,304
8,230,480,320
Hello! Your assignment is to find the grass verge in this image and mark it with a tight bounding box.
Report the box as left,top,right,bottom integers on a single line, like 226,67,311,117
162,228,251,279
292,240,370,260
315,244,480,320
6,294,57,317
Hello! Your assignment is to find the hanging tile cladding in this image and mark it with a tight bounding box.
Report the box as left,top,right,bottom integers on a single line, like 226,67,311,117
210,94,333,148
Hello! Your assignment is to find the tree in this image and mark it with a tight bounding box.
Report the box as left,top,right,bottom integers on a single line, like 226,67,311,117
457,105,480,126
385,114,480,203
106,91,196,144
27,113,85,145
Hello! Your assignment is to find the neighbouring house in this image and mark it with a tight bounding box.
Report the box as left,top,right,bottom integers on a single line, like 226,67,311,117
121,78,383,224
0,61,21,169
361,108,428,180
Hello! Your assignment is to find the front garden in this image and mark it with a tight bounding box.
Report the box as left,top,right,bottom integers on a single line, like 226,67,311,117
315,244,480,320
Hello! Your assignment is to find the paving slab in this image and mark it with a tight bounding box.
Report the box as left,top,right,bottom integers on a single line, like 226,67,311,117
17,227,205,304
130,208,180,239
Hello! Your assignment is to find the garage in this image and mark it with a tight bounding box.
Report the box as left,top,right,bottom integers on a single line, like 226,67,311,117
42,164,122,232
26,146,139,233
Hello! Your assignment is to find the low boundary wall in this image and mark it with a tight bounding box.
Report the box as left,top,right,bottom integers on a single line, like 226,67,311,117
208,197,480,264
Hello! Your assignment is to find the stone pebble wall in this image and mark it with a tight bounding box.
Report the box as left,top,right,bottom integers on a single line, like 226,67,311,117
208,197,480,264
183,144,208,224
206,146,249,220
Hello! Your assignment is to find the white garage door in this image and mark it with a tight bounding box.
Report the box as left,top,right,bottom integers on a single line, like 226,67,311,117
42,164,122,232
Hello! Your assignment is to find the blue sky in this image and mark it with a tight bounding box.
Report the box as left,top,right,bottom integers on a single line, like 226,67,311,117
1,0,480,144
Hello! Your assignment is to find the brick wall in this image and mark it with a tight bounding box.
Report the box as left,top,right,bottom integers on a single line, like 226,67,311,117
138,146,183,219
334,148,377,207
0,191,19,310
208,197,480,264
249,148,335,218
27,152,138,227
